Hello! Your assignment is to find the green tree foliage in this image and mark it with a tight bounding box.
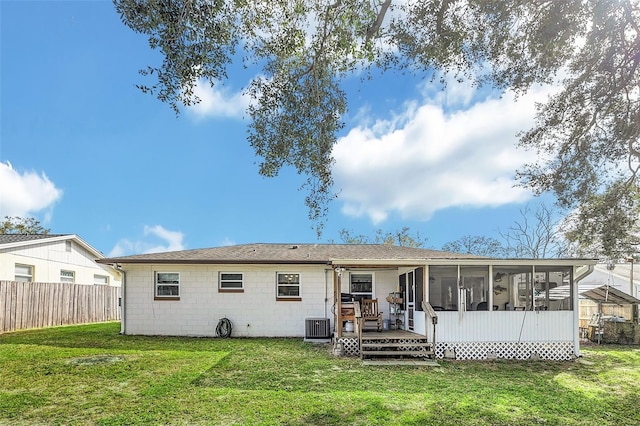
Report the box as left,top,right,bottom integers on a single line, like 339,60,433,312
441,235,504,257
115,0,640,241
338,227,428,247
564,182,640,259
0,217,50,235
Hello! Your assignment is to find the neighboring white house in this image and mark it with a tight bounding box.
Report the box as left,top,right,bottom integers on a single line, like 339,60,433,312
579,262,640,299
98,243,596,361
0,234,121,286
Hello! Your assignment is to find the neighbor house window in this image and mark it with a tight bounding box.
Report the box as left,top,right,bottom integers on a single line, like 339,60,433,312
276,273,301,300
94,274,109,286
60,270,75,283
219,272,244,292
15,264,34,282
155,272,180,299
65,240,72,252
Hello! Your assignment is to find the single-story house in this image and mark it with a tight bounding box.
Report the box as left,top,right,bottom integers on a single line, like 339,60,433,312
98,243,596,361
0,234,121,286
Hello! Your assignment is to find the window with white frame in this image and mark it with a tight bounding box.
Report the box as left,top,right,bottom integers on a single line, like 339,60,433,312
94,274,109,285
15,264,34,282
155,272,180,299
276,273,300,300
60,270,75,283
350,273,373,302
219,272,244,291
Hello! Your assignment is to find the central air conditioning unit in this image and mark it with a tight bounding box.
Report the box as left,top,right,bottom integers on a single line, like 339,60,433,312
304,318,331,341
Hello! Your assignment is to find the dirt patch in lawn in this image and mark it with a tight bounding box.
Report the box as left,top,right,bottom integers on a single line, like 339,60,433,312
66,355,127,366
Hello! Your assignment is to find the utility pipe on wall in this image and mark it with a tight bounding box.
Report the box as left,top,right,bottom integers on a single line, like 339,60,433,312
114,264,126,335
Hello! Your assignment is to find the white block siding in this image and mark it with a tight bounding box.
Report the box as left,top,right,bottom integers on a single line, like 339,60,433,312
124,264,333,337
123,265,402,337
0,239,120,286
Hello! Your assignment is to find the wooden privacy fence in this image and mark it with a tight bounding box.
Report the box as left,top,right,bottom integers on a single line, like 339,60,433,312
579,299,633,329
0,281,121,333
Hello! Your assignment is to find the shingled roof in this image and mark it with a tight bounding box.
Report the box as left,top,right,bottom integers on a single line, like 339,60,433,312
98,243,483,265
0,234,105,258
0,234,68,244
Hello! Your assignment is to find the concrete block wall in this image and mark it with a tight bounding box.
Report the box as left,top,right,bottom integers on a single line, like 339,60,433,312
123,264,335,337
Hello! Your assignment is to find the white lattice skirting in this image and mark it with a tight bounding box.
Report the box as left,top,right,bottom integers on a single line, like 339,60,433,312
335,338,575,360
435,341,576,361
335,337,359,356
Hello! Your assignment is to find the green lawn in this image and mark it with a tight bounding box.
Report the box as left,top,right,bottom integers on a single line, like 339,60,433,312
1,323,638,425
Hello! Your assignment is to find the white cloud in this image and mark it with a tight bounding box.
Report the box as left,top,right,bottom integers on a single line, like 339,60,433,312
108,225,185,257
420,75,477,109
187,78,249,119
333,84,556,224
143,225,185,253
0,161,62,218
219,237,236,246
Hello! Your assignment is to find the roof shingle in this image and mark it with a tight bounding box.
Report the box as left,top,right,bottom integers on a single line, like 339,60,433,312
98,243,483,265
0,234,68,244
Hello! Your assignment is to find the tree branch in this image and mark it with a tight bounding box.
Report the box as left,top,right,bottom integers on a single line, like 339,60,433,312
365,0,391,43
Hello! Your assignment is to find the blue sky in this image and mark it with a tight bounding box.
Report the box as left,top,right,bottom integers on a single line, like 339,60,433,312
1,1,556,257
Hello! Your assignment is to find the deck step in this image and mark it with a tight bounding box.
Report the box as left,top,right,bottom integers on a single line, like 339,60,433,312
360,334,429,341
361,350,434,356
363,359,439,366
356,330,436,362
361,342,432,349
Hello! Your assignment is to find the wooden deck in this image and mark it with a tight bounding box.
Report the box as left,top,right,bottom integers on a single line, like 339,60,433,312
361,329,425,339
340,329,425,339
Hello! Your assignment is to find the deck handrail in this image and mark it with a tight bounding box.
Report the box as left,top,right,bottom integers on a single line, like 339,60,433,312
422,301,438,350
423,301,438,324
354,301,362,355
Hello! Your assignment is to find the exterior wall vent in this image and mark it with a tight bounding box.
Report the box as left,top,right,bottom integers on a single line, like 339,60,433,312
305,318,331,340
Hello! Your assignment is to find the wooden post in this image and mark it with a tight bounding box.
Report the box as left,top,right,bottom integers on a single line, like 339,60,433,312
355,301,363,359
335,268,342,338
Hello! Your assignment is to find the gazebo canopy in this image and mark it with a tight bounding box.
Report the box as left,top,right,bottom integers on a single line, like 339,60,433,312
581,285,640,305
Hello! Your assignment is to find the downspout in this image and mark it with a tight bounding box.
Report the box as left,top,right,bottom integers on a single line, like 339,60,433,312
324,268,329,319
573,264,595,357
114,264,126,335
457,264,464,321
488,265,494,311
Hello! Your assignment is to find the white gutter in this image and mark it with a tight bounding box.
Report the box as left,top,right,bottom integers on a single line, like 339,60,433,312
331,258,598,267
573,264,595,357
324,268,329,319
114,264,126,335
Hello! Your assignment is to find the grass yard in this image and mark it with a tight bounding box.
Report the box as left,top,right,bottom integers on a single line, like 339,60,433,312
1,322,639,425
